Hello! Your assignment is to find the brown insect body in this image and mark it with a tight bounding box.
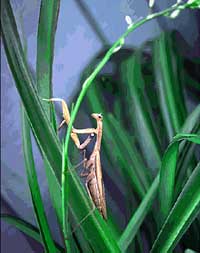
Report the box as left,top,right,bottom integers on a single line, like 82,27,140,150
43,98,107,219
84,151,107,219
82,113,107,219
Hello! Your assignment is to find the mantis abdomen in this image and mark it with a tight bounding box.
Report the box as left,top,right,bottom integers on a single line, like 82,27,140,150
87,171,107,220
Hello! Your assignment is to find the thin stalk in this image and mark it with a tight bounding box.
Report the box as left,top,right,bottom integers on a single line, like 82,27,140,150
62,143,70,251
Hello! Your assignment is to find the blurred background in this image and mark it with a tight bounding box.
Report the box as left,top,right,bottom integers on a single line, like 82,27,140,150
1,0,200,252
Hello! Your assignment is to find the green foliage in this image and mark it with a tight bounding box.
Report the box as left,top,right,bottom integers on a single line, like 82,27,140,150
21,107,57,252
1,0,200,252
151,162,200,253
159,134,200,225
185,0,200,9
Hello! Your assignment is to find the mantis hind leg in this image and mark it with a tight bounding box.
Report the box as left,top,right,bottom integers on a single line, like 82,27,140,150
65,174,96,239
66,158,87,175
66,205,96,239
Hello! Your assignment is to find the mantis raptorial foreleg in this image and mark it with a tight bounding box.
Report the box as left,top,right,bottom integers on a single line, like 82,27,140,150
43,98,95,149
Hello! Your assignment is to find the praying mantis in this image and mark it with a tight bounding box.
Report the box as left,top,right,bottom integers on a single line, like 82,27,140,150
43,98,107,220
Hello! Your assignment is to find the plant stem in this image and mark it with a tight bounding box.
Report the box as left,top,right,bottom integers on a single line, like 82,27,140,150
62,143,70,251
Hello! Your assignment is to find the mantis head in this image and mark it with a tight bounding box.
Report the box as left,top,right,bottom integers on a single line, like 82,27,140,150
91,113,103,121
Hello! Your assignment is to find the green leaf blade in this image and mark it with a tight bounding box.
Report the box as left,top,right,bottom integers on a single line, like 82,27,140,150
153,33,187,140
21,107,57,253
36,0,60,114
118,175,159,252
151,163,200,253
159,141,179,223
159,134,200,224
35,0,70,250
121,53,162,169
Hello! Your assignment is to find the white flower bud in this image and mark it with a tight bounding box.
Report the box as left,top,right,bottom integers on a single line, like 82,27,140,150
149,0,155,8
170,9,180,18
125,15,133,26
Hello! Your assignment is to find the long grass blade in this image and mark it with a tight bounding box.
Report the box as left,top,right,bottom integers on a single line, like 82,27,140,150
36,0,60,114
118,175,159,252
175,104,200,196
151,162,200,253
120,52,162,169
2,214,41,243
35,1,69,249
61,142,70,250
153,32,187,140
107,113,151,193
21,106,57,253
159,134,200,224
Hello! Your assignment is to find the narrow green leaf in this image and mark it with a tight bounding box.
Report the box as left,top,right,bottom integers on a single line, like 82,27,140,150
36,0,60,115
43,159,63,224
107,113,151,193
151,163,200,253
21,106,57,253
1,215,65,252
173,133,200,144
118,175,159,252
120,52,162,169
62,142,70,250
159,141,179,224
159,134,200,224
1,214,41,242
175,104,200,196
153,33,187,140
181,104,200,134
50,103,58,133
35,1,69,250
